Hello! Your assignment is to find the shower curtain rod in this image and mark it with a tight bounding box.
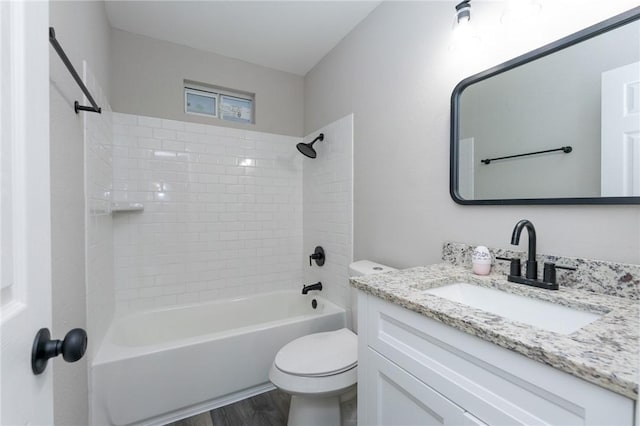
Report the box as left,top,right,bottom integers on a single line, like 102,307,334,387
49,27,102,114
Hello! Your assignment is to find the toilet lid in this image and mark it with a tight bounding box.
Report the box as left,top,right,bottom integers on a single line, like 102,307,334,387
275,328,357,377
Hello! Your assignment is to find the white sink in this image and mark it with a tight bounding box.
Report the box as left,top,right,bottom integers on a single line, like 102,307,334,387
425,283,601,335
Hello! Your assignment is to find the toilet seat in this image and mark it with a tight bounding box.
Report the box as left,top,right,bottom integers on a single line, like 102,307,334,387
269,328,358,397
274,328,357,378
269,363,357,397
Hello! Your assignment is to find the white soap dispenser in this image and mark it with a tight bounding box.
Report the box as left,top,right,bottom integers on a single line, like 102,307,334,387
472,246,492,275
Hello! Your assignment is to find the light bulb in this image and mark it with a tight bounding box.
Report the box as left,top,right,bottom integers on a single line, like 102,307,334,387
450,14,481,53
456,0,471,24
450,0,481,53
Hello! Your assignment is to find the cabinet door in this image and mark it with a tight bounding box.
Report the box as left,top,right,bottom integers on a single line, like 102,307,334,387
364,348,486,426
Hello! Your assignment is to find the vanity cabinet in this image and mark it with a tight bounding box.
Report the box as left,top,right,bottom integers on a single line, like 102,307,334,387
357,292,635,426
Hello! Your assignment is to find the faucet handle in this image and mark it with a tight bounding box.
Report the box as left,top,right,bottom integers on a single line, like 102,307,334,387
496,256,521,277
543,262,577,285
555,264,577,271
309,246,325,267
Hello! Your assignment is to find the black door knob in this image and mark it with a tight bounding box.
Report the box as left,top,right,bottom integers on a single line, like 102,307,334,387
31,328,87,375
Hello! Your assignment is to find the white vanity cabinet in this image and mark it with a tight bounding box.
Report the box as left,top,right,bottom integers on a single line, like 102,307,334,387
357,291,635,426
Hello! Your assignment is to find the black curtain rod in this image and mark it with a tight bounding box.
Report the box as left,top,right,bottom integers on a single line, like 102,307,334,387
49,27,102,114
481,146,572,165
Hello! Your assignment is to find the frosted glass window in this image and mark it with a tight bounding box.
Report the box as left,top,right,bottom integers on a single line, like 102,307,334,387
184,81,255,124
220,95,253,124
185,88,217,117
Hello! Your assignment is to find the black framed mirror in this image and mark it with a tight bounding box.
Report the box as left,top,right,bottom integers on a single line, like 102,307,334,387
451,7,640,205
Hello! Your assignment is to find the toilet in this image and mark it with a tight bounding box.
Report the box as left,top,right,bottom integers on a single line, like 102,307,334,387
269,260,396,426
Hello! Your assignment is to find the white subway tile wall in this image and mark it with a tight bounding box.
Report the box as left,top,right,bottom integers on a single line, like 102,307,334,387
303,115,354,311
112,113,303,314
83,62,115,357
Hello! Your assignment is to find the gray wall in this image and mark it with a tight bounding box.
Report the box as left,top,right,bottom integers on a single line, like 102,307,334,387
304,1,640,268
49,2,112,425
110,29,304,137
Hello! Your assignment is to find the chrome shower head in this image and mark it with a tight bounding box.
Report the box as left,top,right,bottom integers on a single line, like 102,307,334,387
296,133,324,159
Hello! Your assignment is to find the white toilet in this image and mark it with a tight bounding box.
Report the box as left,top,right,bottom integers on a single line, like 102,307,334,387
269,260,396,426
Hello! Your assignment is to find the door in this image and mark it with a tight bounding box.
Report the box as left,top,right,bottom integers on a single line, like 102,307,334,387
458,137,475,200
1,1,53,425
601,61,640,196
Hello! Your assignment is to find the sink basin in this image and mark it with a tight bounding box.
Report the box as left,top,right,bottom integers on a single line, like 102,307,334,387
425,283,601,335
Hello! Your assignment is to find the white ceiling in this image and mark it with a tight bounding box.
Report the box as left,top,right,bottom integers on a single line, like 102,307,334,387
105,1,382,76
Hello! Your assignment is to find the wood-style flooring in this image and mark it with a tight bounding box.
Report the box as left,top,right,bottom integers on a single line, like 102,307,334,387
165,389,357,426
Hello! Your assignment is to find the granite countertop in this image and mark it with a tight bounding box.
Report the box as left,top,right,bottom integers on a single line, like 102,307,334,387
350,263,639,400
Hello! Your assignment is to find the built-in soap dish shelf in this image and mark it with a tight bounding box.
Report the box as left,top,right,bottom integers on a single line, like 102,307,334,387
111,202,144,213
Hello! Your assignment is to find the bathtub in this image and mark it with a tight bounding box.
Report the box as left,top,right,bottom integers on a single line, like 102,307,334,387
91,291,346,426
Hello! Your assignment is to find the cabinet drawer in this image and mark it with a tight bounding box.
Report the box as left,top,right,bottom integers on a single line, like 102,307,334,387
363,293,633,426
364,348,487,426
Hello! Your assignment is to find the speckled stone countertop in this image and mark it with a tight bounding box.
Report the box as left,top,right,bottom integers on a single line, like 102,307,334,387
350,263,639,400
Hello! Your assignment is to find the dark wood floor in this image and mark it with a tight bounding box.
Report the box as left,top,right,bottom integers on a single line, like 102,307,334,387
165,390,290,426
166,389,357,426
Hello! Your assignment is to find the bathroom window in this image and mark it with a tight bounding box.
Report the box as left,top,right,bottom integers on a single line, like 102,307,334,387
184,81,254,124
185,88,217,118
220,95,252,124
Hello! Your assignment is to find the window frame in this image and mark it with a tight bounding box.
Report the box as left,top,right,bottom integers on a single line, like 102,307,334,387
184,81,255,124
184,87,218,118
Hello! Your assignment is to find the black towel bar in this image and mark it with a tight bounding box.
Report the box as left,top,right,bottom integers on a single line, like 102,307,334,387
481,146,572,165
49,27,101,114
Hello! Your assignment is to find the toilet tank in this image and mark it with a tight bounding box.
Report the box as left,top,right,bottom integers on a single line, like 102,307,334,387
349,260,396,333
349,260,397,277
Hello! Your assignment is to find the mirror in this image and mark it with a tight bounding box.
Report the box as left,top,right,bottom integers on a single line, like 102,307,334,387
451,7,640,205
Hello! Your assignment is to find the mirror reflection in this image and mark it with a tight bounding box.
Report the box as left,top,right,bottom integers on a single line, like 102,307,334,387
453,14,640,203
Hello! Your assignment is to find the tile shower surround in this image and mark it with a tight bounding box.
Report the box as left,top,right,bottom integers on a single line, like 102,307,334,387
111,113,306,314
84,62,115,357
303,115,354,318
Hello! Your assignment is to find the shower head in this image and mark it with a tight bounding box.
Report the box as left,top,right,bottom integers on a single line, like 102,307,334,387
296,142,317,159
296,133,324,159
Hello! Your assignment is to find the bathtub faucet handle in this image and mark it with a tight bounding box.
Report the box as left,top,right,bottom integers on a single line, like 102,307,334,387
309,246,325,267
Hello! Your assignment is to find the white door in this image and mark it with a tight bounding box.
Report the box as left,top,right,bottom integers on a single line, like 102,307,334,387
601,61,640,196
458,137,475,200
1,1,54,425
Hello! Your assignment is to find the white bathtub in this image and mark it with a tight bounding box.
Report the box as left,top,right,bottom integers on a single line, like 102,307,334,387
91,291,346,426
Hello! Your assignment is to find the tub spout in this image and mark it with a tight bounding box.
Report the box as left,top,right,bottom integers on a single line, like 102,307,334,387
302,282,322,294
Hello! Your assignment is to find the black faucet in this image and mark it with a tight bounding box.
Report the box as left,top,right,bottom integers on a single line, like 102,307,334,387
502,219,576,290
510,219,537,280
500,219,577,290
302,282,322,294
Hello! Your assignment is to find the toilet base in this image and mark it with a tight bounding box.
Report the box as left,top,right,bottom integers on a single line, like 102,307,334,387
288,394,340,426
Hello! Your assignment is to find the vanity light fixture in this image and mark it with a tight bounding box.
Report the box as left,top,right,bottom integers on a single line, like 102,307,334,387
451,0,480,53
455,0,471,24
